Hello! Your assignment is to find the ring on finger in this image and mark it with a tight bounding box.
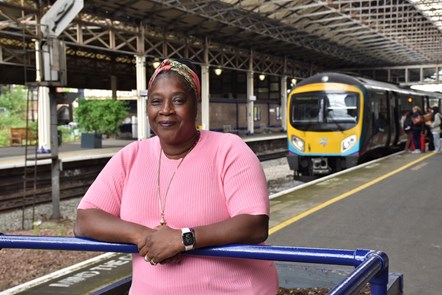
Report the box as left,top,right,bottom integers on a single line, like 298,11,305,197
150,259,157,266
144,255,149,262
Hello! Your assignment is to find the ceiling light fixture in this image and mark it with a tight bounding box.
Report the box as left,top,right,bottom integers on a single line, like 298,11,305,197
152,60,160,69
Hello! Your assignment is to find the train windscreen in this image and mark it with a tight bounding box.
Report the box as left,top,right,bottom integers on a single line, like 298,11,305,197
290,91,359,131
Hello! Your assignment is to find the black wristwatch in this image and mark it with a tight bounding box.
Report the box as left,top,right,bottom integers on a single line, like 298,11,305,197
181,228,195,251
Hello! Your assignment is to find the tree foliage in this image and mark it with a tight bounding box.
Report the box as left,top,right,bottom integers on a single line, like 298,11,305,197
75,99,129,135
0,85,27,120
0,85,28,146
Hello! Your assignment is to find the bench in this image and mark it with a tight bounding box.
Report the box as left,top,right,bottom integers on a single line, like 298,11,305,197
10,127,35,146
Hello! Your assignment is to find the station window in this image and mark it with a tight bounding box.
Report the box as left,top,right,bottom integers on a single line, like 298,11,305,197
275,106,281,121
270,82,279,92
237,73,247,96
254,106,261,121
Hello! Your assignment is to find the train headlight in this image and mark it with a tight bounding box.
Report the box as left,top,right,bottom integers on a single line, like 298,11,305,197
341,135,357,153
291,135,305,152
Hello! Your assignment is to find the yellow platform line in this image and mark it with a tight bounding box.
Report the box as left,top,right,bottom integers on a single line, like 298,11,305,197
269,152,435,235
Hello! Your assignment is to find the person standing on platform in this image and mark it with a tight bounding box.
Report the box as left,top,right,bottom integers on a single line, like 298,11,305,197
411,105,424,153
402,111,413,152
74,58,278,295
425,107,435,151
429,106,442,153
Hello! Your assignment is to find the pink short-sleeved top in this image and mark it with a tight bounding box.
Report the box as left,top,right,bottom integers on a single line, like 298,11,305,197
78,130,278,294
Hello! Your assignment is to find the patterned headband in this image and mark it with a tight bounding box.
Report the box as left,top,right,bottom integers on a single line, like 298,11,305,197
148,59,201,99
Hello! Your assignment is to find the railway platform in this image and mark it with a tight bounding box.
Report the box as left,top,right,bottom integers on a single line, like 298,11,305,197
268,150,441,294
0,132,287,168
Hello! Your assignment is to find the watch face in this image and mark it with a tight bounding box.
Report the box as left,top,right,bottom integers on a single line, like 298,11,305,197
183,232,194,246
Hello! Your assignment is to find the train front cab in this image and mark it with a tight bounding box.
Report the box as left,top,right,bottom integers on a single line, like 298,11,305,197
286,79,363,177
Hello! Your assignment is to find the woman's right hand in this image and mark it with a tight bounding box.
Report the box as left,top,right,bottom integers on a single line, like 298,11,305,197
137,225,184,264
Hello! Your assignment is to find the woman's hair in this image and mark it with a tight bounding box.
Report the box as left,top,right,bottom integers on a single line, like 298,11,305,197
432,106,440,114
148,58,200,101
413,105,421,112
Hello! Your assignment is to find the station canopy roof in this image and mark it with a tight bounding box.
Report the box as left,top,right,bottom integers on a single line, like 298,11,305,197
1,0,442,76
79,0,442,69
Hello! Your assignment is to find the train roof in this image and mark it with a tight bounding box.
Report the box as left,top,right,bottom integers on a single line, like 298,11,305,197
296,72,442,99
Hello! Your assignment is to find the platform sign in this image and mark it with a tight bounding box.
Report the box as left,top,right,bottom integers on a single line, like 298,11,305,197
40,0,84,37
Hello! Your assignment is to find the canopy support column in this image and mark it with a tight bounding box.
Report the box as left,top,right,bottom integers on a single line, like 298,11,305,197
247,53,255,135
280,75,287,132
136,55,149,139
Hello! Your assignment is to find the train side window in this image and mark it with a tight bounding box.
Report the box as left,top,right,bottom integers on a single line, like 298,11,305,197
372,91,388,133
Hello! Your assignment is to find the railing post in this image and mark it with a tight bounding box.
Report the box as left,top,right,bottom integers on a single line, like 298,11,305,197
369,251,389,295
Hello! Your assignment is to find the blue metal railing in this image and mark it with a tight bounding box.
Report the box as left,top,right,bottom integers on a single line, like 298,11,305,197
0,235,389,295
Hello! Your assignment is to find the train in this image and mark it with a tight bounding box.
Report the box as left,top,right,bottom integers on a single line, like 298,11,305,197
286,72,442,178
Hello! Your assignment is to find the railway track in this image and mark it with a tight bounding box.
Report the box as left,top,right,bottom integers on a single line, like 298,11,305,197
0,158,110,213
257,149,288,161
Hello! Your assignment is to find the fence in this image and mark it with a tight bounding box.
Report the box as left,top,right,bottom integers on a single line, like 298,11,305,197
0,235,395,295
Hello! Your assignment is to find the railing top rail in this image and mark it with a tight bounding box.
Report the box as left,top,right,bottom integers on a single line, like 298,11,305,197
1,234,371,265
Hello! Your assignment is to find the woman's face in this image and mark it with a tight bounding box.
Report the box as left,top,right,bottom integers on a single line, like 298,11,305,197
147,73,197,145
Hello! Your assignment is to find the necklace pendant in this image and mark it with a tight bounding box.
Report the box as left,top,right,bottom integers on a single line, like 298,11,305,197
160,218,166,226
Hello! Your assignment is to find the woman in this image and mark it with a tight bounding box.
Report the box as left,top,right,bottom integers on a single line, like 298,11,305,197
411,105,424,153
74,59,278,294
429,106,442,153
402,111,413,152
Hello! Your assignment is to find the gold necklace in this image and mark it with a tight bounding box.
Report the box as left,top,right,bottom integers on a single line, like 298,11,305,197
157,131,200,225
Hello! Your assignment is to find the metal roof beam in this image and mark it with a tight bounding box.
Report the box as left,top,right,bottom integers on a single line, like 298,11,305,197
147,0,369,65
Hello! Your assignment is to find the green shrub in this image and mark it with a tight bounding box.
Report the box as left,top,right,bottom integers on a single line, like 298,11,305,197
74,99,129,136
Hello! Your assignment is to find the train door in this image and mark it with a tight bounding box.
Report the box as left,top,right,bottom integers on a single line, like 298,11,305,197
418,95,426,111
396,93,410,145
425,96,430,110
389,91,399,146
370,90,390,149
365,90,390,150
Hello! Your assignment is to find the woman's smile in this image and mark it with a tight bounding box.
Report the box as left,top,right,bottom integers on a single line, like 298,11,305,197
158,120,177,128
